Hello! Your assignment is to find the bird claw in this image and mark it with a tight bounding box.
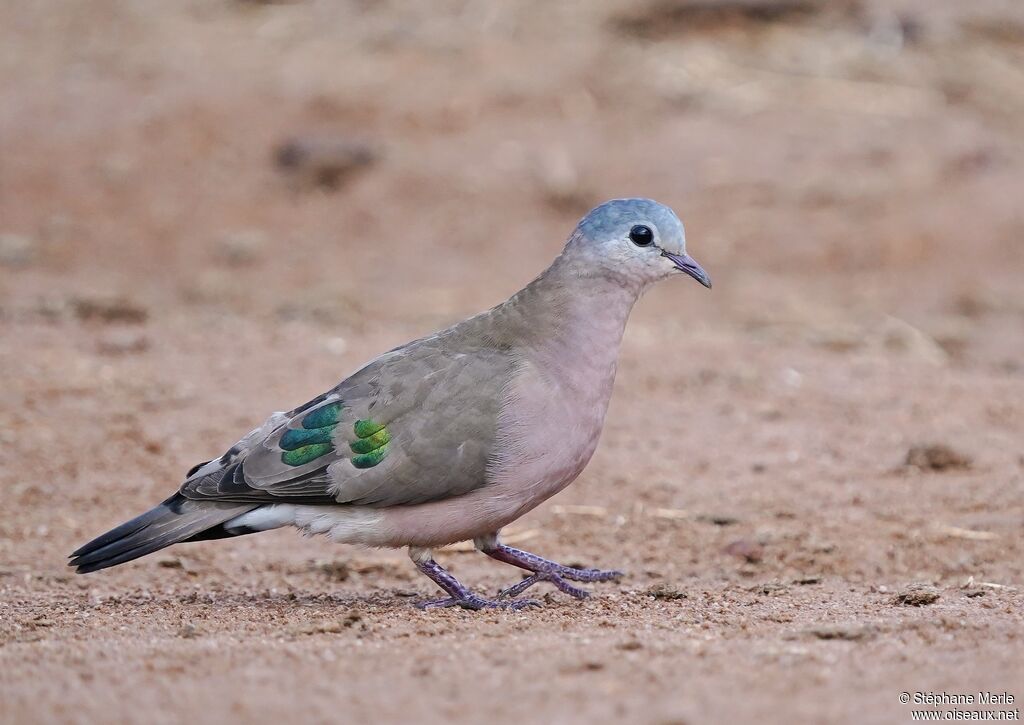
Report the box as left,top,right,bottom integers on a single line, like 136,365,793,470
416,594,542,611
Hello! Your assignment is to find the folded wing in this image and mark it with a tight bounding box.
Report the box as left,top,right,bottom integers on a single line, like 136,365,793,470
179,337,511,508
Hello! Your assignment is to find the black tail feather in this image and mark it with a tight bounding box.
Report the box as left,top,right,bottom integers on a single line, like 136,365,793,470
70,494,255,574
70,494,180,558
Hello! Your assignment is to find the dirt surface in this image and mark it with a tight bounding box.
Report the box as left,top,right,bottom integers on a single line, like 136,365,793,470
1,2,1023,723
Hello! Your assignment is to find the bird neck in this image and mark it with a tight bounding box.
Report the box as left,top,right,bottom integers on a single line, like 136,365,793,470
490,251,643,365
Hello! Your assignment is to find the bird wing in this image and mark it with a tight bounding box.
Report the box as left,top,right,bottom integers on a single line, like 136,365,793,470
179,334,512,508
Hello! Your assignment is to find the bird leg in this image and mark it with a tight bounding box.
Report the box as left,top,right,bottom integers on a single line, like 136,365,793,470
474,535,623,600
409,547,540,611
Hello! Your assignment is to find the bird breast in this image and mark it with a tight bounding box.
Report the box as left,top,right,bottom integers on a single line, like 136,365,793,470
486,337,619,508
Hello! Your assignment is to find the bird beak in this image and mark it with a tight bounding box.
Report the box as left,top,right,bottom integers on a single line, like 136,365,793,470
662,251,712,288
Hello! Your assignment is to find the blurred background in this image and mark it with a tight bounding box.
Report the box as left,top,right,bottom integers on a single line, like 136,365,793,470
1,1,1022,723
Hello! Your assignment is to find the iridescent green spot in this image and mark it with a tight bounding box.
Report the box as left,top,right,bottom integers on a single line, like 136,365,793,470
281,426,333,451
302,402,342,430
349,419,389,467
281,443,334,467
352,447,387,469
349,428,391,454
353,419,385,438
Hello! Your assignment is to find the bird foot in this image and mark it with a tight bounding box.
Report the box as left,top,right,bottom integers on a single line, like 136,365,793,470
417,594,541,611
497,572,588,599
483,543,624,599
413,555,540,611
496,568,622,600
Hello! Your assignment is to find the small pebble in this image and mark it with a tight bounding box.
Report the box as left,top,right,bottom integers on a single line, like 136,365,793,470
893,584,940,606
905,444,971,472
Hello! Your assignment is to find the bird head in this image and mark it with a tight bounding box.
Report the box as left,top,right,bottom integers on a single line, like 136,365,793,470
566,198,711,290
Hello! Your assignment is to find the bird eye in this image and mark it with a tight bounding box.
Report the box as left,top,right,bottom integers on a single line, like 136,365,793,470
629,225,654,247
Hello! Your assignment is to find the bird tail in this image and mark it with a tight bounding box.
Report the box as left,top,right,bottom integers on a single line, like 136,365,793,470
69,494,256,574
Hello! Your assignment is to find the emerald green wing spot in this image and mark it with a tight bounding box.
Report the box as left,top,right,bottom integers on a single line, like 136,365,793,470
352,448,387,469
350,419,389,468
349,428,391,454
281,443,334,467
353,419,385,438
302,402,342,430
281,426,333,451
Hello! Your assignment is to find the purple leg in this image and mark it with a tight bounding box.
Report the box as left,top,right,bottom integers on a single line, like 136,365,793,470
480,542,624,600
414,557,540,611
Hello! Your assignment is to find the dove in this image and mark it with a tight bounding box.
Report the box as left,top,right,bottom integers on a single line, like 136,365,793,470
70,198,711,610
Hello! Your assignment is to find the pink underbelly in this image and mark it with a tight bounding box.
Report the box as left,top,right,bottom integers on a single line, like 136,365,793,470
376,461,586,548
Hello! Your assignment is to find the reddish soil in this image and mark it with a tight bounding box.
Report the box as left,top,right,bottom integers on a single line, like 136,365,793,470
1,2,1022,723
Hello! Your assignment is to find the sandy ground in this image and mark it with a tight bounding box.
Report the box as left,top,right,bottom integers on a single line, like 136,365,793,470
1,1,1023,723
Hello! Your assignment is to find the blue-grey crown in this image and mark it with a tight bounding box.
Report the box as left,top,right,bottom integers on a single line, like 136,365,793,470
577,198,683,243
